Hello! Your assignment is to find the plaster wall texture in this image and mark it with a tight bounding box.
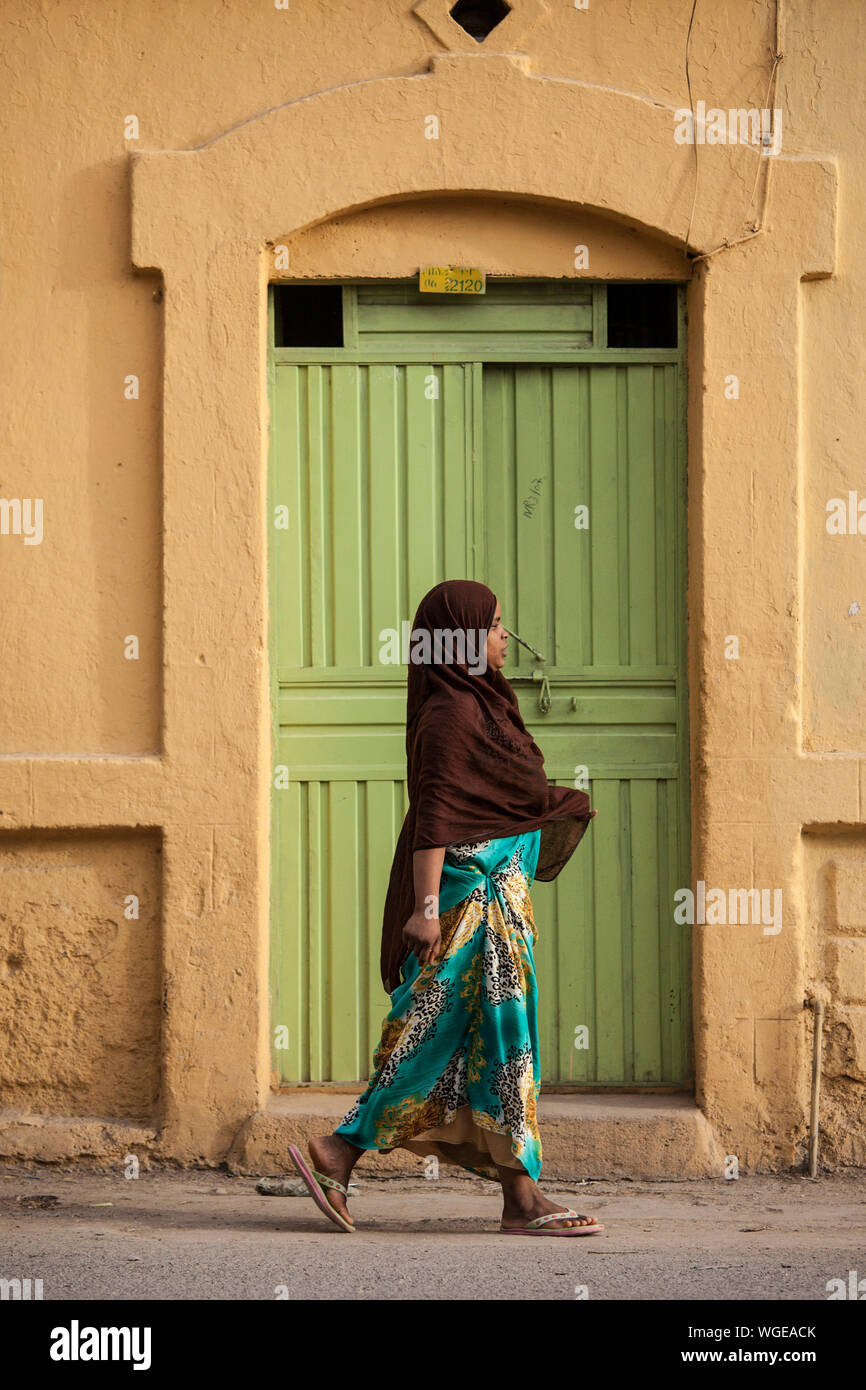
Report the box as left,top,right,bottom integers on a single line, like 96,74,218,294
0,0,863,1174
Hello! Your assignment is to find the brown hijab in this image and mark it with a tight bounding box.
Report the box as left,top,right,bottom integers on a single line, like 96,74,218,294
380,579,595,992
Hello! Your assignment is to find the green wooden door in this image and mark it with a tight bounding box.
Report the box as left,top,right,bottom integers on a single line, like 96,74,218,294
268,282,690,1087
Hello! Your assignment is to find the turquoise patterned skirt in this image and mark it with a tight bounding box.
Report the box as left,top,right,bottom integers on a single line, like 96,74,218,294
334,830,543,1183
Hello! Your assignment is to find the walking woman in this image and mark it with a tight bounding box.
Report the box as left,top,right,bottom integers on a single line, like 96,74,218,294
288,579,602,1235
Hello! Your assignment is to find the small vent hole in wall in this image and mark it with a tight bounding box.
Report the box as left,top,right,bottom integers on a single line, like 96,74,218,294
450,0,511,43
274,284,344,347
606,284,679,349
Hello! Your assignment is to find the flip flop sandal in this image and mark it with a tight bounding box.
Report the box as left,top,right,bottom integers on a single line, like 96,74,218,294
500,1208,604,1236
286,1143,356,1233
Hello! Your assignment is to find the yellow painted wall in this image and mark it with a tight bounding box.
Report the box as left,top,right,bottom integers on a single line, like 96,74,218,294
1,0,864,1172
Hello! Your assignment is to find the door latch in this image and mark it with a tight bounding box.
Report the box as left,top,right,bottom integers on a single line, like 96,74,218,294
532,667,552,714
505,627,551,715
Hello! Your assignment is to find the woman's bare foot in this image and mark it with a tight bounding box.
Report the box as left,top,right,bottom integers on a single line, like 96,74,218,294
497,1168,601,1231
307,1134,363,1226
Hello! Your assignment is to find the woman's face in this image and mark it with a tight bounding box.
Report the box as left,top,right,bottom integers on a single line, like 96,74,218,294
486,599,509,672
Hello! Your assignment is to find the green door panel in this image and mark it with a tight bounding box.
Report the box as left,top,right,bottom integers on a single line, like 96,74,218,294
355,280,594,354
270,360,480,1083
480,364,690,1084
269,284,690,1087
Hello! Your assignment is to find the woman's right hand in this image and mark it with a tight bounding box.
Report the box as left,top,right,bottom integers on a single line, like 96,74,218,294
402,908,442,966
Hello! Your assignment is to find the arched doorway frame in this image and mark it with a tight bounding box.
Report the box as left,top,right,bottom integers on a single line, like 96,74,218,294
131,52,838,1165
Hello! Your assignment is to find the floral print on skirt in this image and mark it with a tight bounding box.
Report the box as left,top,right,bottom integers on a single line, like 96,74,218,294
334,830,544,1183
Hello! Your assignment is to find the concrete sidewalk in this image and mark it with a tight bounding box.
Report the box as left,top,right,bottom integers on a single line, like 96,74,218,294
1,1163,864,1301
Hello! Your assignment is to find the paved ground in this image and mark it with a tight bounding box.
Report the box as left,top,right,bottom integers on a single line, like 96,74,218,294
1,1162,864,1301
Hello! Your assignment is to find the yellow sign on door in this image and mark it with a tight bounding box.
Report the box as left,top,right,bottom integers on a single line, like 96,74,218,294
419,266,486,294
